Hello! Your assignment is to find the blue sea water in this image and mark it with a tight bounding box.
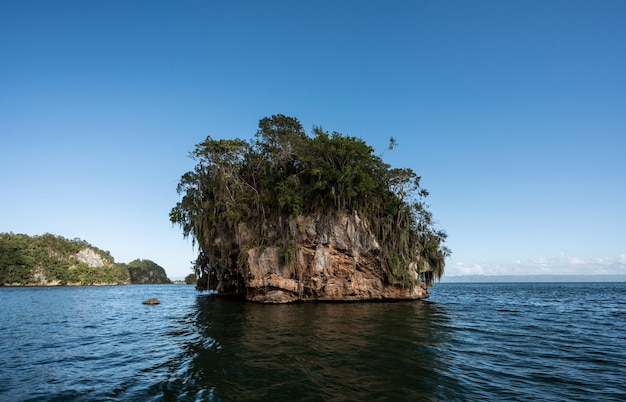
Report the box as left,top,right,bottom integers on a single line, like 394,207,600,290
0,282,624,401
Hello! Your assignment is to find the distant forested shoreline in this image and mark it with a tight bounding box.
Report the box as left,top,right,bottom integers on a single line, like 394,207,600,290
0,233,171,286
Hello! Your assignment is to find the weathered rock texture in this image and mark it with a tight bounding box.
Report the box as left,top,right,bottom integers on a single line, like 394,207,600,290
76,248,106,268
208,212,430,303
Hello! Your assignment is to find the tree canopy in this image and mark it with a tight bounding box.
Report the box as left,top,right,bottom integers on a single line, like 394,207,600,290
170,114,450,288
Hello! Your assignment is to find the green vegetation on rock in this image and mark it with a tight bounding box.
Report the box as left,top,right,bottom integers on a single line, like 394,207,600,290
0,233,130,285
0,233,173,286
120,259,172,284
171,114,450,291
184,273,196,285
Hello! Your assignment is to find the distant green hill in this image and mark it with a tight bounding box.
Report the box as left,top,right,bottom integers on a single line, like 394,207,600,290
0,233,171,286
121,259,172,284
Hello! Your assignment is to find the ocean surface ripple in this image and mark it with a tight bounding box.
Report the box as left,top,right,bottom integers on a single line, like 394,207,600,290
0,282,624,401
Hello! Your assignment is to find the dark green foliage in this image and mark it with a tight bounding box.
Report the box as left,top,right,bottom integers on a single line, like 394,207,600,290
0,234,32,284
0,233,129,285
171,114,450,288
190,251,214,291
121,259,172,284
184,273,196,285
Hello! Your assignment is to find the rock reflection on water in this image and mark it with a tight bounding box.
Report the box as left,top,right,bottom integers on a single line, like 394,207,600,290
178,296,459,401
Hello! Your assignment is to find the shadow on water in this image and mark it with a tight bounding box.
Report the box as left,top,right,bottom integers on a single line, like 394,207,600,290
151,296,462,402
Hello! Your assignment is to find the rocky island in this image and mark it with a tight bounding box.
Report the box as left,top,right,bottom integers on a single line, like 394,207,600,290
125,259,172,284
171,114,450,303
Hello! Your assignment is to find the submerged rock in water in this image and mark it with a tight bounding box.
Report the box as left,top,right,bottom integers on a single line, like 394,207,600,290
142,298,160,305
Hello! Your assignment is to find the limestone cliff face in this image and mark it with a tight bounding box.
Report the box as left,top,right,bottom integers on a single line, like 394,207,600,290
210,212,429,303
76,248,107,268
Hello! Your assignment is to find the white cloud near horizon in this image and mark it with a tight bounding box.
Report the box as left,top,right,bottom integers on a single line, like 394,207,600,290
449,254,626,276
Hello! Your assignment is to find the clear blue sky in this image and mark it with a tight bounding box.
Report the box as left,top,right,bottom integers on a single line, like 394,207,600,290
1,0,625,279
